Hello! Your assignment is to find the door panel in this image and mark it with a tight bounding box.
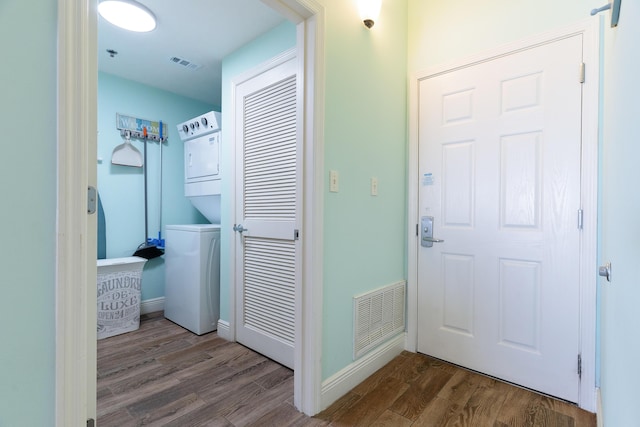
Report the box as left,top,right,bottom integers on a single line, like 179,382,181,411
417,35,583,402
235,56,298,369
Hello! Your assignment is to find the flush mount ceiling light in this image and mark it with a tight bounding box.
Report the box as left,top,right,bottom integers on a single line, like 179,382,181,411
358,0,382,29
98,0,157,32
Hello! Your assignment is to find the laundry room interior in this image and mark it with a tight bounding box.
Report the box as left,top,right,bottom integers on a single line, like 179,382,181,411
96,0,294,335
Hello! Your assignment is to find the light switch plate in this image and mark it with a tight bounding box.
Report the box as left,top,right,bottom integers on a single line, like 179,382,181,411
330,170,339,192
371,177,378,196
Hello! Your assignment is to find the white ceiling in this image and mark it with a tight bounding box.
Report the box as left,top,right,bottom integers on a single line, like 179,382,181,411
98,0,286,106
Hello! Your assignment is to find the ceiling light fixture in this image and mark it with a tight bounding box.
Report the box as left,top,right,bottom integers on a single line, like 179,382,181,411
358,0,382,29
98,0,157,33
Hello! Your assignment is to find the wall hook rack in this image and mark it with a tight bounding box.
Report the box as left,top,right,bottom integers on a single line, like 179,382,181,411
116,113,168,142
591,0,621,27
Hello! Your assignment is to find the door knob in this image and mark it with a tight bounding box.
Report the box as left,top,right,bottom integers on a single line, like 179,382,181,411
599,262,611,282
421,216,444,248
422,237,444,243
233,224,248,233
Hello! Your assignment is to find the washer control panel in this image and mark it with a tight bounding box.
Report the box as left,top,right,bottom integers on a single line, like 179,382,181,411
177,111,221,141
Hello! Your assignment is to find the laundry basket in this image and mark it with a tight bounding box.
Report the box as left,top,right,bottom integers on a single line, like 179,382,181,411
96,256,147,340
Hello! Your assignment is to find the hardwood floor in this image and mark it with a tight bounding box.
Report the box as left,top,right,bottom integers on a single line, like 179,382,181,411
98,312,595,426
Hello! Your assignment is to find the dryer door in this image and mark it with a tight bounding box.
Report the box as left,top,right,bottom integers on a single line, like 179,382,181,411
185,132,220,183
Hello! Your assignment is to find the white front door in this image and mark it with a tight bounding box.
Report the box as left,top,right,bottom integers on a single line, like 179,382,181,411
234,55,299,369
417,35,583,402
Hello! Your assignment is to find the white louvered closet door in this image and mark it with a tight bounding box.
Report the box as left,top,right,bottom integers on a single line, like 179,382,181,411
234,56,299,369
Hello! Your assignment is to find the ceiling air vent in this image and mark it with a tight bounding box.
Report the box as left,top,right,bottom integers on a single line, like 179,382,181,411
168,56,201,71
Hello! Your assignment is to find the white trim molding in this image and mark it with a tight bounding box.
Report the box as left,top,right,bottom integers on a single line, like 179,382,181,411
321,333,406,411
56,0,98,425
57,0,326,422
217,319,232,341
240,0,325,416
140,297,164,315
597,387,603,427
407,18,600,412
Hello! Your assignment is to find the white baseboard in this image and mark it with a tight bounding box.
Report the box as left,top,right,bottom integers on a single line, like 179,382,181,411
320,332,406,411
140,297,164,315
217,319,231,340
596,387,603,427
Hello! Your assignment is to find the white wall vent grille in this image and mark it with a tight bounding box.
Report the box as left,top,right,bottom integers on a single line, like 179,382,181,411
168,56,201,71
353,281,406,359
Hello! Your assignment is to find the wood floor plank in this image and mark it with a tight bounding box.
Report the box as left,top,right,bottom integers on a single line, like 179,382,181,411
139,335,194,358
139,392,207,427
155,337,225,364
224,376,297,426
389,365,454,420
456,377,512,426
536,395,595,427
532,407,574,427
292,416,331,427
97,322,187,358
199,418,235,427
389,351,433,384
159,401,234,427
314,391,362,423
331,376,410,427
437,370,489,406
245,401,306,427
254,364,294,389
124,370,218,418
222,345,269,370
97,314,594,427
97,347,158,378
370,409,412,427
97,359,164,390
96,407,137,427
411,396,463,427
198,358,282,403
162,382,265,426
494,386,542,427
350,353,409,396
108,363,181,395
98,376,182,418
173,345,245,381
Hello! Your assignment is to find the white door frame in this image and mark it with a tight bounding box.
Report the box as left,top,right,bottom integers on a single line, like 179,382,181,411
407,18,600,412
56,0,98,425
231,0,326,415
55,0,326,425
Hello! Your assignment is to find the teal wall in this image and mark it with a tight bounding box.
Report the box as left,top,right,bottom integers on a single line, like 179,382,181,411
219,22,297,321
408,0,601,71
219,6,409,381
0,1,57,424
98,72,214,300
319,0,408,379
8,1,638,423
600,2,640,425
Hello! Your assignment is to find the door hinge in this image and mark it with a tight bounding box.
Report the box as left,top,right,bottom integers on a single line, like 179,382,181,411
577,354,582,379
577,209,584,230
87,186,97,214
87,419,95,427
294,229,300,240
416,223,419,237
579,62,586,84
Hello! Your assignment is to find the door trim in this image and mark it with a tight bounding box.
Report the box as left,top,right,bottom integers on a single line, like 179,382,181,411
56,0,98,425
233,0,325,415
407,18,600,412
56,0,325,425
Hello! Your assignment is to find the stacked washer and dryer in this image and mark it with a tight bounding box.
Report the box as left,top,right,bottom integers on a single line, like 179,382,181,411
164,111,222,335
